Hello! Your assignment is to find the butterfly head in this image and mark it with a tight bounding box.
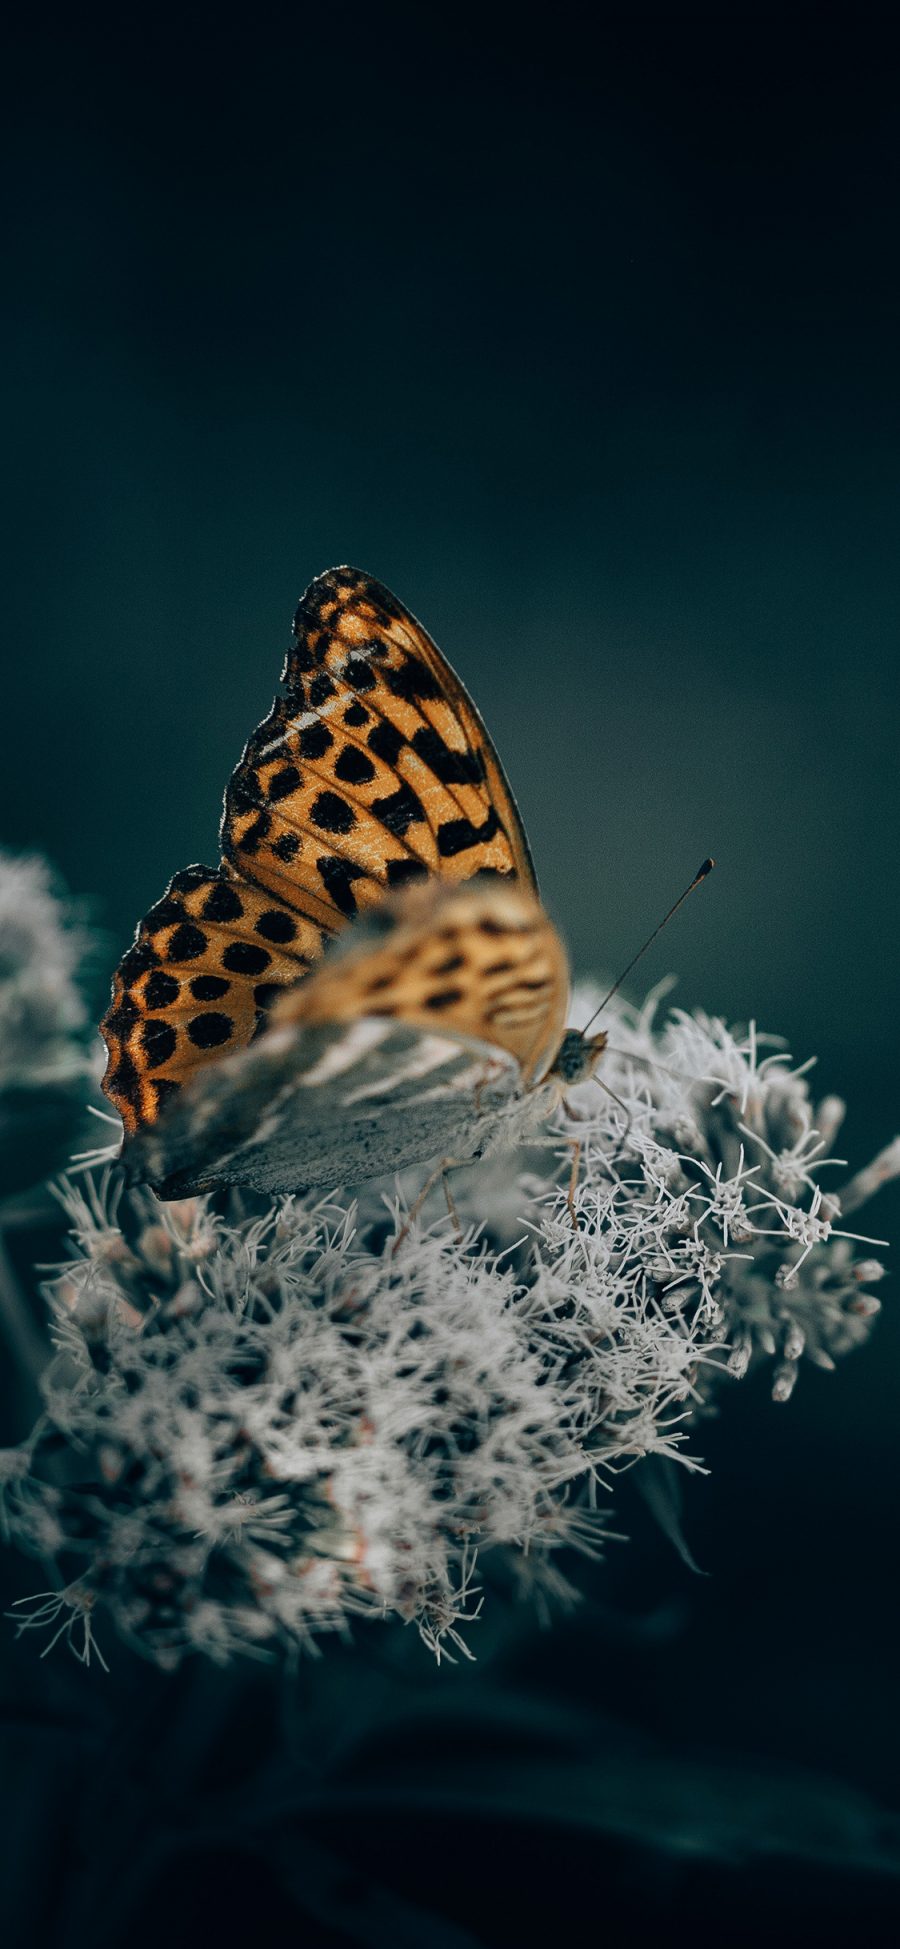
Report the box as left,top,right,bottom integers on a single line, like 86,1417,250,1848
550,1027,608,1086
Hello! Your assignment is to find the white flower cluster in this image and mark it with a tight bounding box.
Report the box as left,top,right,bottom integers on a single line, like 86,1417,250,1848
2,983,894,1670
0,850,95,1196
551,984,892,1405
0,850,90,1091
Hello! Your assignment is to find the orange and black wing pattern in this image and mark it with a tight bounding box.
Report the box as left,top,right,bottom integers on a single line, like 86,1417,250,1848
273,878,569,1087
221,565,537,922
101,567,536,1137
100,863,323,1136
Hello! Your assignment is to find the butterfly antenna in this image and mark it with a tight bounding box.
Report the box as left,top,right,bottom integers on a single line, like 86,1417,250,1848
579,857,716,1038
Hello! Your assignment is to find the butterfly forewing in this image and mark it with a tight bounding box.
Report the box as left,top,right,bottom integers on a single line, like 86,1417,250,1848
221,567,537,923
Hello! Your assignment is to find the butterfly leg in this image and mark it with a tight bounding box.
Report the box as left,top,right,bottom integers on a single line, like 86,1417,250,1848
565,1137,582,1227
392,1157,467,1256
442,1169,463,1236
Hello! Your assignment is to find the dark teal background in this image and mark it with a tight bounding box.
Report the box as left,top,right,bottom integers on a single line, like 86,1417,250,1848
1,7,898,1942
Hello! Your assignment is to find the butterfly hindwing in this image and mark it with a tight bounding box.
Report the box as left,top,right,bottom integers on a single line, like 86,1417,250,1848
101,864,325,1135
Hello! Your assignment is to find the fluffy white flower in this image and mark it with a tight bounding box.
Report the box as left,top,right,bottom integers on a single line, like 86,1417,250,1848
3,980,895,1671
0,850,97,1199
0,851,90,1089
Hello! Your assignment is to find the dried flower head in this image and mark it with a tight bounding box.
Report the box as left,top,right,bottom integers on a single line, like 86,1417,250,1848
0,849,96,1193
0,851,90,1086
3,979,893,1672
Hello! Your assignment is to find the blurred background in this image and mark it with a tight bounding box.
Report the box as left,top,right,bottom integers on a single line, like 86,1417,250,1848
1,5,898,1943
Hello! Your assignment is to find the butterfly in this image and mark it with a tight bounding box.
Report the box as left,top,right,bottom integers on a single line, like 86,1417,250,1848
100,567,607,1199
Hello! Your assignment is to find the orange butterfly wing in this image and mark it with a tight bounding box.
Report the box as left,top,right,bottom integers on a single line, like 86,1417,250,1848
101,568,538,1137
274,878,569,1087
100,864,323,1135
221,565,537,920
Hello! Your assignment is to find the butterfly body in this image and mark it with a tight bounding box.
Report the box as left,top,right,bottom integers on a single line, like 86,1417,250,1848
101,569,605,1196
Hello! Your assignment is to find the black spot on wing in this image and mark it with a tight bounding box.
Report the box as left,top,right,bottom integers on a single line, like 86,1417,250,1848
166,923,208,962
478,912,540,936
269,765,302,802
272,832,301,863
309,672,337,707
370,782,425,837
334,746,376,786
142,1019,178,1067
119,943,160,986
384,655,443,702
202,880,244,922
239,813,272,854
190,974,231,1000
311,791,357,835
145,897,185,933
436,809,502,857
228,769,262,815
222,941,271,975
385,859,428,887
111,1049,140,1103
411,726,486,786
253,982,285,1011
288,639,317,677
187,1012,234,1049
316,855,367,917
170,866,216,895
255,909,297,943
342,657,377,692
105,995,139,1035
367,719,405,766
145,971,180,1009
298,722,333,760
